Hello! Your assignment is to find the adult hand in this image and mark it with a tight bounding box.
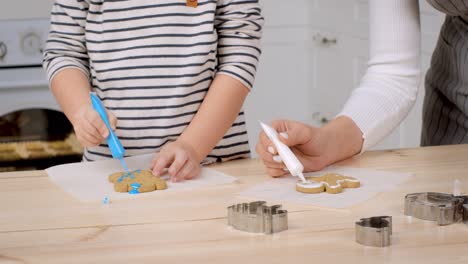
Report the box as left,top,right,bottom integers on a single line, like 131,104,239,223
256,117,363,177
256,120,330,177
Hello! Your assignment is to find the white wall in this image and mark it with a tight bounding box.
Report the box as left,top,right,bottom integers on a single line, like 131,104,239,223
1,0,54,20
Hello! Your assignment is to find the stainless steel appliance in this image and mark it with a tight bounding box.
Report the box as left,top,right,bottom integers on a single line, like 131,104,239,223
0,19,82,171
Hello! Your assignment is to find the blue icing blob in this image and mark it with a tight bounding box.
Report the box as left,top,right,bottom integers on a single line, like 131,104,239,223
129,182,141,195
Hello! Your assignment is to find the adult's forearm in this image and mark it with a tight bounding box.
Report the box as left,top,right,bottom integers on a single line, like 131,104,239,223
178,74,249,162
337,0,420,151
321,116,364,164
50,68,92,125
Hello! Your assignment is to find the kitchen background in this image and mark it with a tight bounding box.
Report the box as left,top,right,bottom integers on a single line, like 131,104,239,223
0,0,445,170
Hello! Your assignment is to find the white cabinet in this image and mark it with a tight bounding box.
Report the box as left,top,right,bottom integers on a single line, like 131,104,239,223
244,0,316,153
245,0,445,155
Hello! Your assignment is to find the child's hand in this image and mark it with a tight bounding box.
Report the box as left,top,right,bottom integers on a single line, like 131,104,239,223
151,140,201,182
71,104,117,147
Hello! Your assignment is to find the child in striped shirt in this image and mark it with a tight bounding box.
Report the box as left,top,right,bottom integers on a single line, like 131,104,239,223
43,0,263,181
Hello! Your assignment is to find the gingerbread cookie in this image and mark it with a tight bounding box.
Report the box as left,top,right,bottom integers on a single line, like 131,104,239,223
48,141,72,151
108,170,167,194
0,152,21,161
27,150,51,159
48,141,75,156
0,144,21,161
0,144,15,153
25,142,44,151
296,173,360,194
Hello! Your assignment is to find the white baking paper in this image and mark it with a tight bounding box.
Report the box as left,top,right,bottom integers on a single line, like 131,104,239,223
46,153,237,202
239,166,412,209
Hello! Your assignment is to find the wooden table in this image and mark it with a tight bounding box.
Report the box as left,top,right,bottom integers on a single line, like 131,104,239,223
1,145,468,263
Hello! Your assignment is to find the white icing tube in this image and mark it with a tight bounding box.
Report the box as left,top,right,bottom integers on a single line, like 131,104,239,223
260,122,308,183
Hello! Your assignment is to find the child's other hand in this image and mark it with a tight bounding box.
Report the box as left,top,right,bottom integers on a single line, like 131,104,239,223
71,104,117,147
151,140,201,182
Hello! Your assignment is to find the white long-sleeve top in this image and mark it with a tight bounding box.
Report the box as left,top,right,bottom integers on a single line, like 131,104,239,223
338,0,421,151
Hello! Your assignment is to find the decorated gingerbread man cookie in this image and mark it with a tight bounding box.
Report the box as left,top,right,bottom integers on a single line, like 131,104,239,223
296,173,360,194
108,170,167,194
0,144,20,161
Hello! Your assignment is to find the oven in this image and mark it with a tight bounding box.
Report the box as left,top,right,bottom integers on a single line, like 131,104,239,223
0,19,83,171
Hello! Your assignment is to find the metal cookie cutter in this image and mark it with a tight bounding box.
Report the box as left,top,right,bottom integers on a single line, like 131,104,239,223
464,204,468,224
355,216,392,247
404,192,468,225
227,201,288,234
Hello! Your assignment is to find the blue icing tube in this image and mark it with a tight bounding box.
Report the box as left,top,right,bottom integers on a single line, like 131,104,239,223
90,92,129,172
118,157,129,173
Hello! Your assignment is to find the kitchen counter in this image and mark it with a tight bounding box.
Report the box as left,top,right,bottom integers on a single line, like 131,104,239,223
1,144,468,263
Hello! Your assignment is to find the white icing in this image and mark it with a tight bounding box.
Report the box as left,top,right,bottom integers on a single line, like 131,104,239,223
325,182,339,189
296,181,322,189
297,177,359,190
344,179,360,182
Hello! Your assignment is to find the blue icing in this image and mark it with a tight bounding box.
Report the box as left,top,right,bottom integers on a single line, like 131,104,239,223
102,195,109,205
117,169,141,182
132,169,141,179
114,170,144,194
129,182,141,195
118,157,130,173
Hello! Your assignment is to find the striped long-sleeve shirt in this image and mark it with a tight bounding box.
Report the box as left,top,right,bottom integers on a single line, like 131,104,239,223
43,0,264,163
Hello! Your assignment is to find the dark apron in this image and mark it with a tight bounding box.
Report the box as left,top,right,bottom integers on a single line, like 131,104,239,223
421,0,468,146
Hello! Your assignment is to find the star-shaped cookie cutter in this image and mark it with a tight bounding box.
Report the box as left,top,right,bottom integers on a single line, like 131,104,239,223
355,216,392,247
404,192,468,225
227,201,288,234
